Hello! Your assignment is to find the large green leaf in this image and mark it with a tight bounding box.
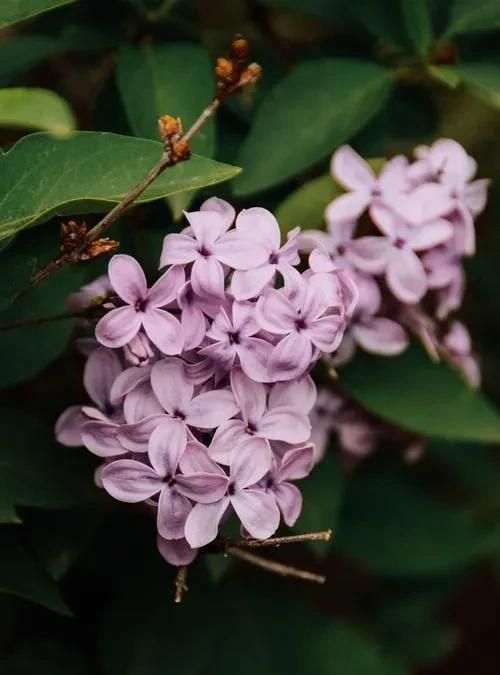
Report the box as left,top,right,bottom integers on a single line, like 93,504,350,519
0,527,71,615
338,345,500,442
276,173,341,234
0,131,240,241
0,88,75,134
0,0,75,29
443,0,500,37
336,464,486,576
233,59,393,196
117,43,214,156
402,0,432,57
456,62,500,110
0,408,97,509
0,252,36,311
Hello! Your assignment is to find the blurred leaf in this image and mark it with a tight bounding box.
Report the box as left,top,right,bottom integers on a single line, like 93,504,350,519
338,345,500,442
0,132,240,241
0,88,75,135
295,452,345,551
0,527,71,616
0,253,36,311
0,36,61,84
428,64,462,88
0,408,97,508
276,173,341,233
0,0,75,29
456,62,500,109
444,0,500,37
336,464,486,576
117,42,214,155
402,0,433,57
234,59,393,196
0,504,21,524
258,0,349,24
351,0,408,48
117,42,215,217
0,638,90,675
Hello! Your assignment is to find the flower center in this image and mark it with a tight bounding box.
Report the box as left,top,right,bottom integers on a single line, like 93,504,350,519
394,237,406,249
269,251,279,265
198,246,211,258
228,331,240,344
134,298,147,312
336,245,346,256
173,409,186,421
371,186,381,198
228,483,235,496
245,422,257,435
295,317,307,331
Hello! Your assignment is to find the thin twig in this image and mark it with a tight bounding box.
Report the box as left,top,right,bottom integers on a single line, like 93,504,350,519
21,37,261,297
174,565,189,603
233,530,332,548
0,310,91,332
227,547,326,584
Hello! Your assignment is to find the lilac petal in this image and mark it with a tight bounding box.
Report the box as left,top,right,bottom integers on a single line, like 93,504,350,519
184,357,215,385
331,145,375,190
235,207,280,251
386,249,427,304
110,366,151,405
348,237,391,274
148,418,187,476
429,138,474,185
199,341,236,371
325,190,371,224
464,179,489,215
354,272,382,316
142,309,184,355
255,290,296,334
208,420,248,464
157,487,192,539
123,382,163,424
181,304,206,350
259,406,311,444
185,208,225,247
408,220,453,251
278,445,315,481
191,256,225,299
184,498,230,547
306,315,345,352
180,441,226,475
176,473,229,504
453,204,476,256
108,254,147,304
231,437,272,489
184,389,238,429
230,489,280,540
101,460,162,502
230,367,266,426
160,232,198,266
83,347,121,410
157,535,198,566
55,406,86,447
231,301,260,336
95,306,142,348
353,317,409,356
200,197,235,231
274,482,302,527
231,265,276,301
81,421,125,457
237,337,274,383
369,203,400,238
309,248,335,273
214,231,268,269
147,264,185,307
151,359,194,415
117,415,165,452
268,333,313,382
268,375,316,413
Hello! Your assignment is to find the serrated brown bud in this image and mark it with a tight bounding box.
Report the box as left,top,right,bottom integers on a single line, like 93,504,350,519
60,220,88,253
158,115,182,143
170,139,190,163
215,57,234,83
79,238,119,261
239,62,262,87
230,35,250,61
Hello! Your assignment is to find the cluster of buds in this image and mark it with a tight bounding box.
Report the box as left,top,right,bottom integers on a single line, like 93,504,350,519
215,35,262,102
56,198,356,566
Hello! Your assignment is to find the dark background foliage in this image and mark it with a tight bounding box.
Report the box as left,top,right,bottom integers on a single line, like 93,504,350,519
1,1,500,673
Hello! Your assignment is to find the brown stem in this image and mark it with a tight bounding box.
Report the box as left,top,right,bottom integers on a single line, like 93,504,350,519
174,565,189,603
233,530,332,548
227,547,326,584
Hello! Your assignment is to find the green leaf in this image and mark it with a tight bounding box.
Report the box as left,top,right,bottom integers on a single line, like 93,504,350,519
0,253,36,311
233,59,393,196
428,64,462,89
336,464,486,576
338,345,500,442
276,173,341,233
455,62,500,110
402,0,433,57
443,0,500,37
294,452,345,551
117,43,214,155
0,527,71,615
0,408,98,509
0,88,75,135
0,0,75,29
0,638,91,675
0,505,21,524
0,131,240,241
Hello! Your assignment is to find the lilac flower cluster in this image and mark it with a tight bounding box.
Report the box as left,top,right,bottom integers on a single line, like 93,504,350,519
56,198,356,566
303,138,488,386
